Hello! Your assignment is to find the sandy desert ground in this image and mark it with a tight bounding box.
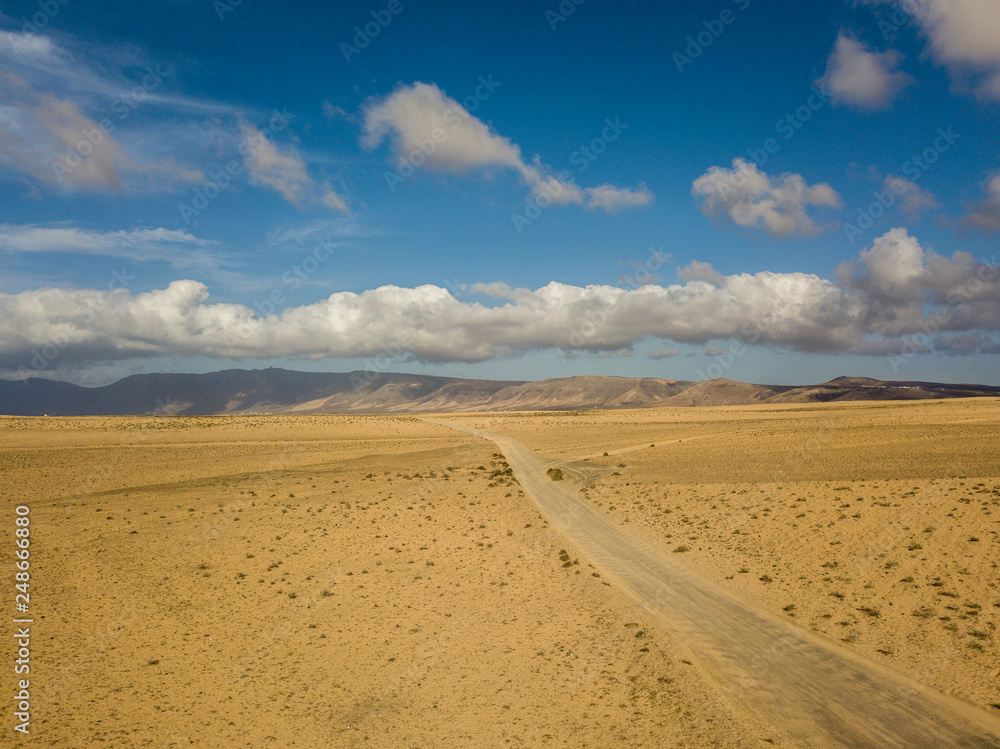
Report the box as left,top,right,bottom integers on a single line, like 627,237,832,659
1,398,999,746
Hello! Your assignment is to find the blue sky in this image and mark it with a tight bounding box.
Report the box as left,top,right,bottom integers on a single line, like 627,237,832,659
1,0,998,386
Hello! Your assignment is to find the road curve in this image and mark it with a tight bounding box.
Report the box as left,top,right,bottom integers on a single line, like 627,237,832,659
429,419,1000,749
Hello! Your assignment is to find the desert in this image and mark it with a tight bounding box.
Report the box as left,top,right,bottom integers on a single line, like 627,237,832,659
5,1,1000,745
2,397,999,747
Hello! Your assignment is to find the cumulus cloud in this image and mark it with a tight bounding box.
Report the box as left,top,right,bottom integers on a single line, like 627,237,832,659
841,227,927,300
467,282,516,299
692,159,842,237
362,82,520,172
837,227,1000,337
0,224,222,270
960,172,1000,233
678,260,726,286
361,82,652,212
933,333,996,355
818,34,914,110
3,229,997,374
859,0,1000,99
0,272,857,370
648,346,681,360
902,0,1000,99
883,174,939,219
238,119,348,211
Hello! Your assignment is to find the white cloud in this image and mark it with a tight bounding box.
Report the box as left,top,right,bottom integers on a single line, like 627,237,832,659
319,185,349,212
363,82,521,172
902,0,1000,99
0,30,349,205
836,227,1000,337
842,226,928,300
361,82,652,212
0,90,129,190
264,218,373,247
0,273,856,368
0,31,232,115
859,0,1000,99
883,174,939,219
0,224,222,270
960,172,1000,233
0,31,208,192
818,34,913,110
3,229,997,372
584,183,654,211
321,101,353,123
0,31,62,66
648,346,681,360
678,260,725,286
467,282,515,299
238,119,349,212
692,158,842,237
0,83,202,192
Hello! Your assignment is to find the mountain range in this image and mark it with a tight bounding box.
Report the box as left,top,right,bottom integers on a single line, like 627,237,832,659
1,369,998,416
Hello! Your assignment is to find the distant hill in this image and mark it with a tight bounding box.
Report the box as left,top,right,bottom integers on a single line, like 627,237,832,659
0,368,998,416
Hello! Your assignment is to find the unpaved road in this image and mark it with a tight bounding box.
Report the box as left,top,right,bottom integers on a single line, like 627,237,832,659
431,420,1000,749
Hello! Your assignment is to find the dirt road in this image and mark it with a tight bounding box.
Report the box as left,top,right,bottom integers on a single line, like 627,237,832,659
431,420,1000,748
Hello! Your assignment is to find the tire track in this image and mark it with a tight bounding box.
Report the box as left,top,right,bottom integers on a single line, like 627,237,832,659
429,419,1000,748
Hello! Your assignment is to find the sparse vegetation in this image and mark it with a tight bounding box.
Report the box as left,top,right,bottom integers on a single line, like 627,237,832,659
16,397,1000,742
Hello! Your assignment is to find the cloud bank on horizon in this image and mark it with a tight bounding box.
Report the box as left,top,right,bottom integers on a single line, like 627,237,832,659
2,229,997,375
0,0,998,383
